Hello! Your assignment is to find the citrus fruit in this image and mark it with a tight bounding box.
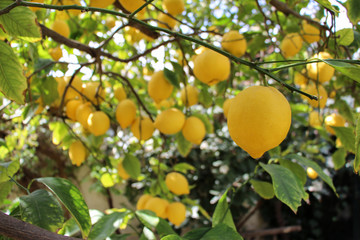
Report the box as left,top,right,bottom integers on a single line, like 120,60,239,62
301,83,328,108
100,173,115,188
324,113,346,135
154,108,185,135
51,19,70,38
222,98,234,119
182,116,206,144
157,13,177,29
306,167,318,179
166,202,186,226
306,52,335,83
117,161,130,180
29,0,44,12
66,99,82,121
148,71,174,104
301,20,320,43
294,71,308,86
193,49,231,85
115,99,137,129
136,194,152,210
165,172,190,195
181,85,198,107
119,0,146,14
105,16,116,29
221,30,247,57
144,197,169,219
227,86,291,159
87,111,110,136
280,33,303,58
75,102,93,129
64,76,83,102
162,0,185,15
54,0,81,16
49,46,63,61
69,140,87,166
130,116,155,141
90,0,114,8
114,86,127,102
155,98,175,110
82,82,105,104
309,111,322,128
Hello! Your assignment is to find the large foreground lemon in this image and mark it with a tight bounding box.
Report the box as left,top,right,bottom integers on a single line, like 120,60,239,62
227,86,291,159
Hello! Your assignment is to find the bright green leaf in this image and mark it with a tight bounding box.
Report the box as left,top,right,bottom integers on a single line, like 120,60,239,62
212,189,236,230
250,180,275,199
173,162,196,174
36,177,91,238
314,0,339,13
200,224,243,240
0,160,20,183
183,227,211,240
156,218,177,238
336,28,354,46
322,60,360,83
164,68,180,88
58,218,80,237
332,126,355,153
332,148,346,170
161,234,183,240
136,210,160,229
279,159,307,186
88,212,128,240
49,121,68,145
345,0,360,25
354,114,360,173
335,99,355,124
41,78,59,105
0,181,12,205
123,154,141,179
259,163,308,213
0,41,27,104
176,132,192,157
19,189,64,232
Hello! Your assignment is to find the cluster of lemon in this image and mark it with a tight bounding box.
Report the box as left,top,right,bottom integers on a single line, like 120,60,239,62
136,172,190,226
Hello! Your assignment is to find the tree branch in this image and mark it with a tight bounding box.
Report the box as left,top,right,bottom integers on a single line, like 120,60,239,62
241,225,302,238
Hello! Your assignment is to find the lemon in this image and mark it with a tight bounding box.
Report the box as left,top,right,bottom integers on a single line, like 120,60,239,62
34,98,44,115
180,85,198,107
324,113,346,135
221,30,247,57
157,13,177,29
148,71,174,104
280,33,303,58
162,0,185,15
301,20,320,43
182,116,206,144
64,76,83,102
301,83,327,109
165,172,190,195
117,161,130,180
119,0,146,14
69,140,87,166
54,0,82,16
144,197,169,219
154,108,185,135
51,19,70,38
193,49,231,86
306,52,335,83
114,86,127,102
75,102,93,129
136,194,153,210
66,99,82,121
130,116,155,141
222,98,234,119
309,111,322,128
294,71,308,86
166,202,186,226
87,111,110,136
227,86,291,159
116,99,137,129
90,0,114,8
29,0,44,12
306,167,318,179
155,98,175,110
329,90,336,99
49,46,63,61
105,16,116,29
82,82,105,104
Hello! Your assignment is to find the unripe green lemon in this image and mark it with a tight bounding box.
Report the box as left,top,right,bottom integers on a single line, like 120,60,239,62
165,172,190,195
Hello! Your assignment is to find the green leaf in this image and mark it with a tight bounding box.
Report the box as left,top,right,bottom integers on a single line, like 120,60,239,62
332,126,355,153
164,68,180,88
88,212,128,240
279,159,307,186
171,61,186,84
332,148,346,170
314,0,339,13
0,1,42,42
0,181,13,205
200,224,243,240
123,154,141,179
335,99,355,124
250,180,275,199
0,160,20,183
58,218,80,237
198,87,212,108
212,189,236,230
36,177,91,238
0,41,27,104
136,210,160,229
19,189,64,232
345,0,360,25
182,227,211,240
286,154,338,195
322,60,360,83
49,121,68,145
259,163,308,213
173,162,196,174
156,218,177,238
40,78,59,105
161,234,183,240
176,132,192,157
354,114,360,173
336,28,354,46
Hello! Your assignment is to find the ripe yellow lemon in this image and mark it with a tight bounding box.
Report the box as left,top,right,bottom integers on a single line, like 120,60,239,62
301,20,320,43
90,0,114,8
301,83,328,109
105,16,116,29
116,99,137,129
69,140,87,166
144,197,169,219
157,13,177,29
49,46,63,61
309,111,322,128
162,0,185,15
130,116,155,141
119,0,146,14
280,33,303,58
227,86,291,159
221,30,247,57
193,49,230,86
136,194,153,210
51,19,70,38
306,52,335,83
222,98,234,119
294,71,308,86
117,161,130,180
166,202,186,226
87,111,110,136
29,0,44,12
165,172,190,195
64,76,83,102
75,102,93,129
154,108,185,135
324,113,346,135
306,167,318,179
155,98,175,110
54,0,81,16
66,99,82,121
148,71,174,104
182,116,206,144
181,85,198,107
82,82,105,104
114,86,127,102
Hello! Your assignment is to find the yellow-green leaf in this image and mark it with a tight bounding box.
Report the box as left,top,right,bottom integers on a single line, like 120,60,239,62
250,180,275,199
